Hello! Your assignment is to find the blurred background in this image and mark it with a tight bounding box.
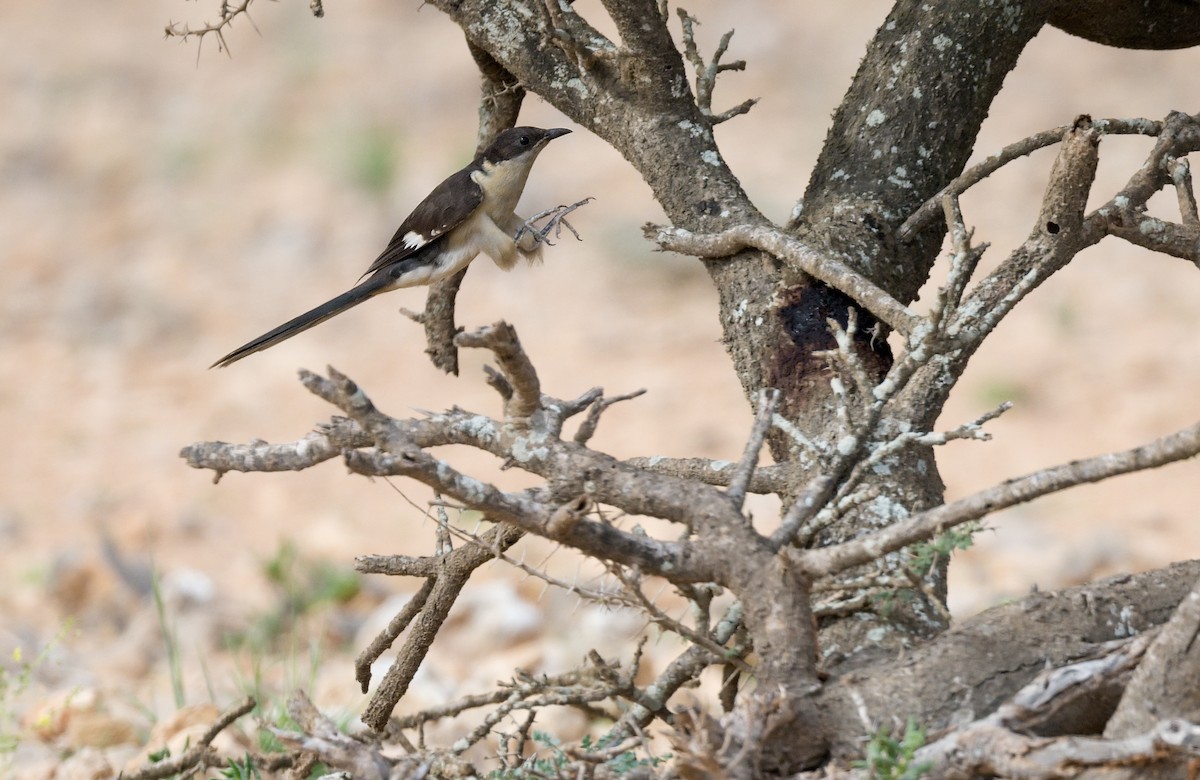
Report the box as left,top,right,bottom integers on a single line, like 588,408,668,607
1,0,1198,773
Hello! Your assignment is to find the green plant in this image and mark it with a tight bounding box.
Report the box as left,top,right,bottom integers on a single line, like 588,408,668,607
853,717,932,780
908,522,982,577
221,752,262,780
151,562,187,708
0,623,72,767
147,745,171,762
231,540,361,652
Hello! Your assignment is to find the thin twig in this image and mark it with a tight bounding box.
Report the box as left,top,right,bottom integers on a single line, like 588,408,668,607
609,564,753,674
899,116,1164,240
353,578,435,693
574,389,647,445
1172,157,1199,226
122,697,256,780
726,388,779,511
802,420,1200,579
675,8,756,123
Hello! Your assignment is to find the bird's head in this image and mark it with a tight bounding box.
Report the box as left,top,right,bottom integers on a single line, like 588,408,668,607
481,126,572,165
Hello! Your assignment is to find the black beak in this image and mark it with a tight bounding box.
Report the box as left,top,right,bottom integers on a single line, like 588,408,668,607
543,128,572,142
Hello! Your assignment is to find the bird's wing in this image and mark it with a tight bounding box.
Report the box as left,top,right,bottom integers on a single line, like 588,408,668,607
361,167,485,278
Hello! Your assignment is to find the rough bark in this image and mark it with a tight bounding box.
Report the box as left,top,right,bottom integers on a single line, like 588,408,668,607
1049,0,1200,49
816,561,1200,760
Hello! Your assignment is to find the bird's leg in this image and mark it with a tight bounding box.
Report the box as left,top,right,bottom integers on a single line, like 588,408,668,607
515,197,594,246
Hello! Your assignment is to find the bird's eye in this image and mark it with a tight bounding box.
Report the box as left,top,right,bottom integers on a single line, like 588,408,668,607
519,135,531,146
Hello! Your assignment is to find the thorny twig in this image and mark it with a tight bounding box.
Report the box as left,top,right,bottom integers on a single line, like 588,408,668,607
449,652,642,752
164,0,256,58
608,564,753,674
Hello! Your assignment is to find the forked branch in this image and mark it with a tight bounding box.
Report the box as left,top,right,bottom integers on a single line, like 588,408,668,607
675,7,758,124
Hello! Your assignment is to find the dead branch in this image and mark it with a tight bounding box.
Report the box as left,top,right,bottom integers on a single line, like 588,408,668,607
163,0,255,57
352,579,434,690
574,388,646,446
455,322,542,419
420,267,468,376
607,564,753,675
122,697,256,780
801,420,1200,579
1087,119,1200,266
623,455,800,493
899,116,1163,240
914,718,1200,780
1084,111,1200,244
607,601,745,741
1099,574,1200,766
675,7,758,124
805,562,1200,762
185,389,727,563
725,388,779,511
178,422,370,481
449,653,641,753
993,633,1152,734
948,118,1101,347
271,691,399,780
644,222,922,337
1104,213,1200,265
356,521,526,730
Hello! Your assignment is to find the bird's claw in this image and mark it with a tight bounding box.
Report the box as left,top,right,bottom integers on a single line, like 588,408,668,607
515,197,594,246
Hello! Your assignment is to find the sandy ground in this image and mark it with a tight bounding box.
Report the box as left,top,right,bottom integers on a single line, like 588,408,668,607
1,0,1198,775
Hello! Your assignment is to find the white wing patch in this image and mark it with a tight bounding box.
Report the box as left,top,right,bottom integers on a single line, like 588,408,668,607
401,231,430,250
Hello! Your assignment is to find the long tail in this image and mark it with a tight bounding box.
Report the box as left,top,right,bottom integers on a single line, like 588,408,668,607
211,274,390,368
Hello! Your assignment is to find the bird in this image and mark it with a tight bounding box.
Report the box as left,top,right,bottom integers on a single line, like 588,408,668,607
212,126,572,367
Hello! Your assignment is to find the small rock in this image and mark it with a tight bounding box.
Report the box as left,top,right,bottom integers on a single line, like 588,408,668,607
147,702,220,745
50,747,113,780
62,708,139,749
127,706,252,772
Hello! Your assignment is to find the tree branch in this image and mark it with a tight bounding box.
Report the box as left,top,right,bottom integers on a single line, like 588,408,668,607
802,420,1200,580
1049,0,1200,49
1097,574,1200,779
358,521,525,731
947,117,1101,347
455,322,542,420
122,697,256,780
674,8,756,124
725,388,779,511
644,223,922,337
899,116,1163,241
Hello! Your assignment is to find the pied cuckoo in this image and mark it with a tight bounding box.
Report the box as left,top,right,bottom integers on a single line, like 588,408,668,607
212,126,571,367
